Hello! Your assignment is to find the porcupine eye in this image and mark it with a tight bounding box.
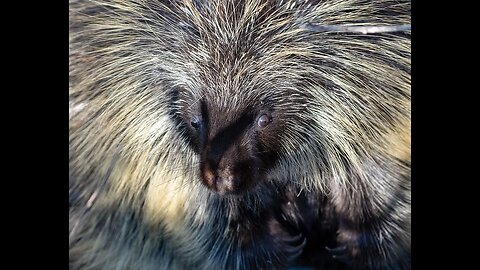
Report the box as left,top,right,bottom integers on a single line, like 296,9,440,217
190,115,202,130
257,114,270,128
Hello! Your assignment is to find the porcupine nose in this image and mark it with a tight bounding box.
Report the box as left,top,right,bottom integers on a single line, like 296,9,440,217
202,165,236,195
216,166,236,194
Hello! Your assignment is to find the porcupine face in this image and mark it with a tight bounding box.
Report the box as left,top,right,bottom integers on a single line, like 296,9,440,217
173,92,285,195
166,48,313,197
164,0,410,197
161,2,319,196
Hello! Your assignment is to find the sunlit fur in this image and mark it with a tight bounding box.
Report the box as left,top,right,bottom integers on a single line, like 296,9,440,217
69,0,410,269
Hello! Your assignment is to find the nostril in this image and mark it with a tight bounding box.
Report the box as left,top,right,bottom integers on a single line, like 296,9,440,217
201,158,246,194
202,168,216,187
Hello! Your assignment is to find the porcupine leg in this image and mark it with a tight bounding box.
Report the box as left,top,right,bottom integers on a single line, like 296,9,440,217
265,214,307,267
324,199,410,270
227,206,307,269
327,217,410,270
326,221,390,269
326,221,374,268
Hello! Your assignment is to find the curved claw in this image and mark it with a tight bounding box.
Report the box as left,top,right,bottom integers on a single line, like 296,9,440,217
284,233,303,244
285,237,307,253
326,245,352,265
285,237,307,263
325,245,347,254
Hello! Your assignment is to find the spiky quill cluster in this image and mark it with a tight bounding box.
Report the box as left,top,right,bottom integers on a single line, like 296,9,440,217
69,0,410,269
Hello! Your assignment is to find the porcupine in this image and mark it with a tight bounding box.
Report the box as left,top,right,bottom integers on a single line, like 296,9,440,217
69,0,411,269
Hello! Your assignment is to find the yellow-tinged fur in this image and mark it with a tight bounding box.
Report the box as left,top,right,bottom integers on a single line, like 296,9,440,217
70,0,410,269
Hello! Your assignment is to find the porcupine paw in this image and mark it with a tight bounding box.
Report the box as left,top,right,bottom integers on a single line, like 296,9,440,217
266,217,307,267
236,227,306,269
326,245,353,266
326,229,375,268
277,233,307,265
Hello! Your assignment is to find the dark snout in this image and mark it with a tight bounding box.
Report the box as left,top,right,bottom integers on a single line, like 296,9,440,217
194,104,265,195
201,144,257,195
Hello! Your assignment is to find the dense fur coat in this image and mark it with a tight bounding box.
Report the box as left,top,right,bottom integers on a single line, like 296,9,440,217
69,0,411,269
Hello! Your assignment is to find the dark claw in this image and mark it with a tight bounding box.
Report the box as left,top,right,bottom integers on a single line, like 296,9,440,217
285,237,307,253
325,245,347,254
284,233,303,244
326,245,352,265
288,248,304,263
298,237,307,249
285,233,302,242
286,237,307,263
